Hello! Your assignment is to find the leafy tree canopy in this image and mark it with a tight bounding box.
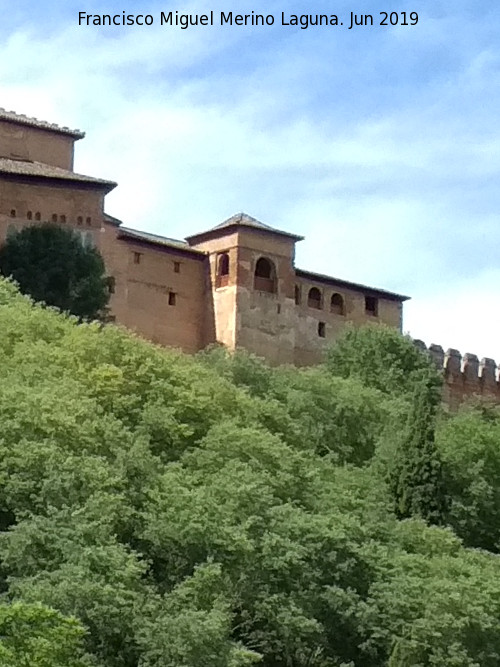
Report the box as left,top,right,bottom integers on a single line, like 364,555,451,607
326,323,441,396
0,280,498,665
0,223,109,320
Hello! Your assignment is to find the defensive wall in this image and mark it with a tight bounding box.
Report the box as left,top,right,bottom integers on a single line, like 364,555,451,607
414,340,500,410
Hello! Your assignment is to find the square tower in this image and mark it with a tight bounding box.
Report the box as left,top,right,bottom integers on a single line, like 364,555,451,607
186,212,304,363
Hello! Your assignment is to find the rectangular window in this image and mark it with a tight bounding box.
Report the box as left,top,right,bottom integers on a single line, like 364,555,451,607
318,321,326,338
133,252,141,265
174,261,180,273
168,292,176,306
365,296,378,316
107,276,116,294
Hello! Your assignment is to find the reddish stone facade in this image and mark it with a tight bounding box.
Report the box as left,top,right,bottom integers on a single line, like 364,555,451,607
0,110,498,406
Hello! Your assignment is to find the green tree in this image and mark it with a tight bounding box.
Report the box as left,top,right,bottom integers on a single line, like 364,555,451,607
0,223,110,320
437,404,500,552
326,324,439,396
0,602,92,667
388,371,448,524
2,278,500,666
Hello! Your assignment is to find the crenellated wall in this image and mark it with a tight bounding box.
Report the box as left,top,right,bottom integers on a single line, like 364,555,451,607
414,340,500,410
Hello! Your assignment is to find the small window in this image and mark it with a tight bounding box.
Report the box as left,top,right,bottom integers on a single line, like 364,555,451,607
27,211,32,220
174,261,180,274
35,212,41,221
10,209,16,218
218,253,229,276
60,214,66,223
107,276,116,294
277,303,281,314
330,293,345,315
133,252,141,265
77,216,83,226
294,285,301,305
168,292,176,306
318,321,326,338
216,252,230,288
51,214,58,222
86,217,92,226
307,287,322,309
365,296,378,316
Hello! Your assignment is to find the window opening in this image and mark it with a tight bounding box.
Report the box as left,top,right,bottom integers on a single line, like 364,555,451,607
330,293,345,315
254,257,276,293
365,296,378,316
307,287,322,309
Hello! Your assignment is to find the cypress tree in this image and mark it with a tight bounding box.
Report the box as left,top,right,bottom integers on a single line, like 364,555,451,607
389,370,448,524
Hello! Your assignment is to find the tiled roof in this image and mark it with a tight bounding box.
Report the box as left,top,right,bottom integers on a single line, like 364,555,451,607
0,108,84,139
104,213,123,227
295,268,410,302
0,158,116,190
186,212,304,243
118,227,206,255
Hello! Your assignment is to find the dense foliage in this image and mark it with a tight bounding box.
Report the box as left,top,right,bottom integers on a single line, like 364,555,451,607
0,280,500,665
0,223,110,320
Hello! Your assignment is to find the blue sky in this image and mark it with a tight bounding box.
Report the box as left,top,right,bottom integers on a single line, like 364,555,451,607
2,0,499,360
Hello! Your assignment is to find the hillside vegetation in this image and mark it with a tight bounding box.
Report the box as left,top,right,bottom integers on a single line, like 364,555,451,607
0,279,500,666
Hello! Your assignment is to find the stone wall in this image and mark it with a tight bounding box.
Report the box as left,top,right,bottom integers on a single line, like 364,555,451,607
414,340,500,410
0,120,76,170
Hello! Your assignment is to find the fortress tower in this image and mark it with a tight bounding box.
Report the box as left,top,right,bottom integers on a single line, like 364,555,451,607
186,213,303,364
0,109,409,366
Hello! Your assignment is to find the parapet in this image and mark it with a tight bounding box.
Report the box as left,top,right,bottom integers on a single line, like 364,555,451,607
414,340,500,409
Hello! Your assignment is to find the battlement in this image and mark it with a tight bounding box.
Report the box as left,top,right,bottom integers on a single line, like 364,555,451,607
414,340,500,409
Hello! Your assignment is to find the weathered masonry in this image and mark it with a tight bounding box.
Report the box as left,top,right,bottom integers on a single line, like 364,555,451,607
0,109,409,366
2,108,498,405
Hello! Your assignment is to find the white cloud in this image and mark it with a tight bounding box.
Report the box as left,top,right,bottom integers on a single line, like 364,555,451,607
1,1,500,360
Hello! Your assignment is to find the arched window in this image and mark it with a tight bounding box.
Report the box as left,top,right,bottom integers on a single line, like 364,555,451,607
294,285,301,305
307,287,322,309
254,257,276,293
330,292,345,315
35,212,41,221
216,252,230,288
27,211,33,221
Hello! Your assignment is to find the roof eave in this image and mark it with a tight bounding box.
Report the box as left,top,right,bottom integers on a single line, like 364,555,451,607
0,170,117,193
186,223,304,245
0,113,85,139
117,229,207,258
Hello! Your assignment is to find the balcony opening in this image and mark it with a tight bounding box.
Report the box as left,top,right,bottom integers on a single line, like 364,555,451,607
330,292,345,315
254,257,276,293
216,252,230,288
307,287,322,309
